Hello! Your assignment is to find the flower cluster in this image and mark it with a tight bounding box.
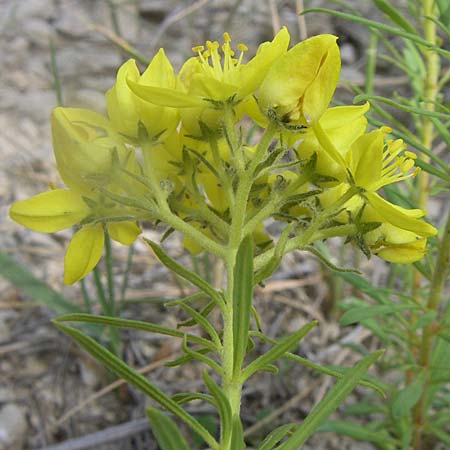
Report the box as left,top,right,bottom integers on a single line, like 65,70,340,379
9,28,436,283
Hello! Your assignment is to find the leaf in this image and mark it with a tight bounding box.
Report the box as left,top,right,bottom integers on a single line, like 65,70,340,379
0,251,80,315
257,423,296,450
241,321,318,381
203,371,232,445
145,239,225,311
426,424,450,446
391,369,427,418
318,421,396,450
373,0,418,35
146,407,189,450
340,304,419,326
172,392,215,406
354,94,450,120
230,415,246,450
179,303,221,349
54,322,218,450
301,8,450,58
436,0,450,27
414,158,450,182
233,235,254,377
274,350,384,450
56,313,215,350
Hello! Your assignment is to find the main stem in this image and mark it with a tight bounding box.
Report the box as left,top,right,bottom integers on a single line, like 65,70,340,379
412,2,440,448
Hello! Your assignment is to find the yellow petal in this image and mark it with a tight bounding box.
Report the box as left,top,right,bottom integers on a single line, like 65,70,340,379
64,224,104,284
140,48,176,87
375,239,427,263
366,192,437,237
9,189,89,232
237,26,290,98
127,79,206,108
107,221,140,245
259,34,339,123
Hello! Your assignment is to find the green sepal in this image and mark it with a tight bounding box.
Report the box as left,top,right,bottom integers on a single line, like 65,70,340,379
146,407,190,450
241,321,318,381
145,239,226,311
257,423,296,450
203,370,232,445
53,321,218,449
274,349,384,450
233,235,254,377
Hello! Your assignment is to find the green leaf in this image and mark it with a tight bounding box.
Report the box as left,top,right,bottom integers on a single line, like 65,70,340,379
233,235,254,377
241,321,317,381
54,322,218,450
426,424,450,446
257,423,296,450
304,245,360,274
274,350,384,450
354,94,450,120
0,251,80,315
414,158,450,182
340,304,419,326
410,310,437,331
436,0,450,27
181,335,223,374
230,415,246,450
391,369,427,418
172,392,215,406
250,331,387,397
146,407,189,450
145,239,225,311
203,371,232,445
318,421,396,450
301,8,450,58
373,0,418,35
56,313,216,351
179,303,221,349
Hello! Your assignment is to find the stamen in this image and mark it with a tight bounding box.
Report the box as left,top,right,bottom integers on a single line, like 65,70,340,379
223,32,231,43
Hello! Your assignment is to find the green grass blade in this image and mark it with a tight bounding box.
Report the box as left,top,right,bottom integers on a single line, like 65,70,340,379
54,322,219,450
274,350,384,450
340,304,420,326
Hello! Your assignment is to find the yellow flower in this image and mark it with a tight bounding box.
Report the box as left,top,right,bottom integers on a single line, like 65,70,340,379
51,107,134,195
9,188,141,284
106,51,179,139
296,103,369,182
258,34,340,125
127,28,289,132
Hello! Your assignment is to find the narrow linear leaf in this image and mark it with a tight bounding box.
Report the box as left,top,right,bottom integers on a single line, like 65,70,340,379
257,423,296,450
250,331,386,397
203,370,232,445
354,94,450,120
241,321,318,381
54,322,218,450
179,299,216,327
305,245,360,274
146,407,189,450
414,158,450,182
172,392,215,406
274,350,384,450
302,8,450,58
145,239,225,310
179,303,221,349
0,251,80,315
165,346,211,368
318,421,396,450
340,304,420,326
373,0,418,35
426,424,450,445
233,235,254,376
391,369,427,418
230,415,246,450
56,313,215,350
181,335,222,374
